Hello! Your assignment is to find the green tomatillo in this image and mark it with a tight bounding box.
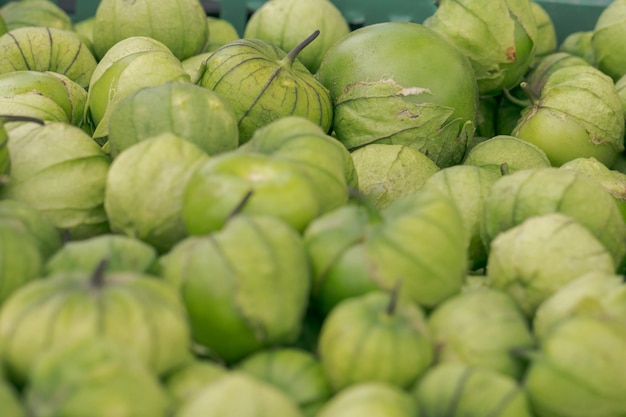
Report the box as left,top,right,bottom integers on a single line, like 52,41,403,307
424,0,538,96
243,0,350,73
158,215,311,364
199,31,332,143
317,21,478,168
0,26,96,88
304,188,468,313
512,65,624,167
317,382,420,417
24,339,172,417
317,290,434,392
414,363,534,417
92,0,208,61
182,116,354,234
0,262,192,386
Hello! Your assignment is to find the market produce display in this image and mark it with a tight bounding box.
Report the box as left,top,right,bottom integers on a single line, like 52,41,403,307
0,0,625,416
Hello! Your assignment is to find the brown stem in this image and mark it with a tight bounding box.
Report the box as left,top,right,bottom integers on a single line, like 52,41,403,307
0,115,45,126
227,189,254,220
519,81,538,106
91,259,109,289
386,279,403,316
500,162,510,176
284,30,320,66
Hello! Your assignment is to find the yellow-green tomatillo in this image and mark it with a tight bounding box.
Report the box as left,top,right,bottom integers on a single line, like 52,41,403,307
427,288,535,379
164,359,228,409
104,133,209,253
559,31,595,65
317,382,419,417
524,316,626,417
591,0,626,81
486,213,616,317
350,143,440,210
106,82,239,158
533,271,626,340
1,121,111,239
0,71,87,126
0,264,192,386
199,32,332,143
237,348,331,417
513,62,624,167
243,0,350,73
424,0,538,96
92,0,207,61
0,27,96,88
0,0,73,32
317,291,434,392
85,36,191,142
462,135,551,175
158,215,311,364
420,165,500,271
305,188,468,313
175,373,305,417
481,167,626,267
414,363,535,416
24,339,172,417
317,22,478,168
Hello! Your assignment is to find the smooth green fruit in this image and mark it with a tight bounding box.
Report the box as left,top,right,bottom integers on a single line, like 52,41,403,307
317,21,478,167
513,65,624,167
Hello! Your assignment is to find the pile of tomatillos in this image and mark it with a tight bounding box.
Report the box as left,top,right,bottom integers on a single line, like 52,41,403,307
1,0,626,416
